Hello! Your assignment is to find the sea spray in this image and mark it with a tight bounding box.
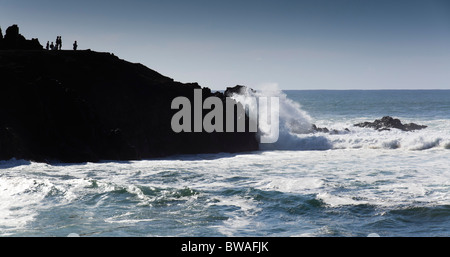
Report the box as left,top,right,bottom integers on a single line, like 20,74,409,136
171,88,280,143
229,83,332,150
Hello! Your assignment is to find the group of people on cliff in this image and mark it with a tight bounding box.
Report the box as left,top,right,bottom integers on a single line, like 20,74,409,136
46,36,78,51
1,24,79,51
46,36,62,50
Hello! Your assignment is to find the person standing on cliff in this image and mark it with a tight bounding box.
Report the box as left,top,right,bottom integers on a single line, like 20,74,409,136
46,41,49,50
58,36,62,50
73,40,78,50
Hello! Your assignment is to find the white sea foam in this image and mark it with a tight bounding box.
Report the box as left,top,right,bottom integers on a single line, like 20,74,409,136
258,177,324,193
317,192,365,207
211,195,262,236
0,145,449,236
327,127,450,151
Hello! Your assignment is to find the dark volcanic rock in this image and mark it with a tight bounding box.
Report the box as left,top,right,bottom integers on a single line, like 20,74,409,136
0,25,42,50
354,116,427,132
224,85,256,97
0,50,258,162
311,124,329,133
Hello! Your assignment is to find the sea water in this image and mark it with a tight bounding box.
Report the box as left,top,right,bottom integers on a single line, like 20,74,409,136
0,90,449,237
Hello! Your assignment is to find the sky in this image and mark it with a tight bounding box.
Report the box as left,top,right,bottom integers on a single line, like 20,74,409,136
1,0,449,90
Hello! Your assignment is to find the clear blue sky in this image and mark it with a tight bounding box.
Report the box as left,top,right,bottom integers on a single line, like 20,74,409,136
1,0,449,90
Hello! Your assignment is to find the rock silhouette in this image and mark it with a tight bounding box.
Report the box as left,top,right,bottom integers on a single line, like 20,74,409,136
310,116,427,134
0,24,42,50
224,85,256,97
0,50,258,163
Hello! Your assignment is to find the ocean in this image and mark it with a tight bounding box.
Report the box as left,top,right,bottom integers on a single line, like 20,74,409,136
1,90,449,237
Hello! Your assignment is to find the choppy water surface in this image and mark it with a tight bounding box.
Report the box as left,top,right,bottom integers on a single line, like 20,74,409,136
1,90,449,236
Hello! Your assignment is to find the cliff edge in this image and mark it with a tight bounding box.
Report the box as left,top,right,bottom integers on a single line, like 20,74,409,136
0,49,258,162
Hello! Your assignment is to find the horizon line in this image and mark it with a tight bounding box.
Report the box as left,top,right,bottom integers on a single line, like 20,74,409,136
212,88,450,91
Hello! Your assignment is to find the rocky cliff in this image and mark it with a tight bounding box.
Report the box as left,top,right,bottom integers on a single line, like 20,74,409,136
0,50,258,162
0,24,43,50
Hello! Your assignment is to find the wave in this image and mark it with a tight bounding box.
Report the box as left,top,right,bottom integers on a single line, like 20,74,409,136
229,84,450,151
229,84,331,150
328,128,450,151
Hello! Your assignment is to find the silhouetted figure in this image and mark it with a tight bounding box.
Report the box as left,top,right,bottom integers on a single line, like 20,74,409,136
55,36,63,50
46,41,49,50
50,42,54,50
0,26,3,46
73,41,78,51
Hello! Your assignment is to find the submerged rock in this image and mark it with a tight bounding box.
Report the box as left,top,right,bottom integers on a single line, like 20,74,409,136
354,116,427,132
310,124,350,135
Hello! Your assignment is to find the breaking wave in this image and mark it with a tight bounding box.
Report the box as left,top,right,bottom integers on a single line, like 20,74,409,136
229,84,449,151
